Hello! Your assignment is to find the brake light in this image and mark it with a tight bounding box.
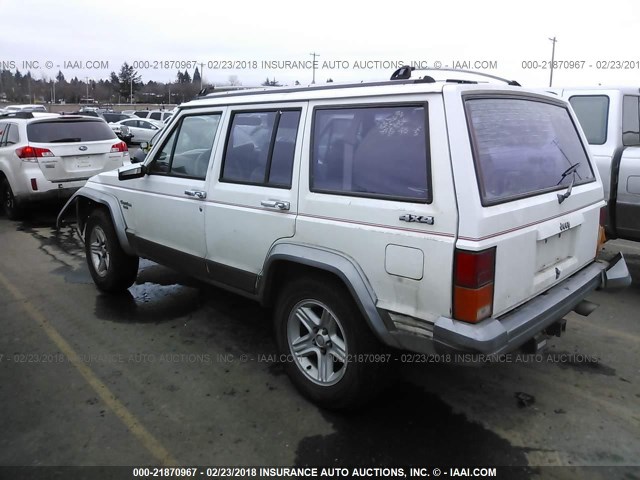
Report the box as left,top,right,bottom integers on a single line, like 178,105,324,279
16,146,54,162
453,247,496,323
597,206,607,253
599,206,607,228
111,141,128,153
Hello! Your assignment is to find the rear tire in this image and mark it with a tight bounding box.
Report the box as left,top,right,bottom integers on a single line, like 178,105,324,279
1,177,23,220
274,274,386,409
85,209,139,293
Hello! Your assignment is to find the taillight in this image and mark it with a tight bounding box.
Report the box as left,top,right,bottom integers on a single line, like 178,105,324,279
599,206,607,228
15,146,54,162
111,141,128,153
597,206,607,253
453,247,496,323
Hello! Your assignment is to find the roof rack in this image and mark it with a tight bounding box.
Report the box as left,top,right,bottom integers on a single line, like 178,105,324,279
390,65,521,86
191,78,441,103
0,111,35,119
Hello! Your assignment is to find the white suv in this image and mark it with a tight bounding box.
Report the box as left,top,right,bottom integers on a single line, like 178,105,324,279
0,112,129,219
58,72,631,408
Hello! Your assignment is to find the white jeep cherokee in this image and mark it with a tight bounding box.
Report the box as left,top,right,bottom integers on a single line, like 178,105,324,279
58,73,631,408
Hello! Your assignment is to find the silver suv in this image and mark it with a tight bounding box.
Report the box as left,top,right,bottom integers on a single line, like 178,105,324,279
0,112,129,219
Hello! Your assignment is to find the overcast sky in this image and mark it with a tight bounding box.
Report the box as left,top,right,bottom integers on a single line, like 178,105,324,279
1,0,639,88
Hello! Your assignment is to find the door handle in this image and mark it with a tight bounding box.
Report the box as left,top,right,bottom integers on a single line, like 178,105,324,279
184,189,207,200
261,199,290,211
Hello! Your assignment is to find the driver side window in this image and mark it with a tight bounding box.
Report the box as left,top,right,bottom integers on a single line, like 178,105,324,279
147,113,221,179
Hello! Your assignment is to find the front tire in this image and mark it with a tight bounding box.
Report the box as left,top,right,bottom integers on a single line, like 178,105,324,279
85,209,139,293
274,274,385,409
1,177,23,220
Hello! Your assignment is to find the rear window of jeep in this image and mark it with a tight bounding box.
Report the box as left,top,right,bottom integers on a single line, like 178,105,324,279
465,97,594,206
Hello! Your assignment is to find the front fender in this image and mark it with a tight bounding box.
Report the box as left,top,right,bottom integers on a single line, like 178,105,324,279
56,186,135,255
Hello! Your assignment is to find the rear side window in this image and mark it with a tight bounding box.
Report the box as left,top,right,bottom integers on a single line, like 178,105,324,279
221,109,301,188
568,95,609,145
6,124,19,145
27,120,117,143
311,105,430,202
0,123,8,146
0,123,18,146
149,112,162,120
466,97,594,206
622,96,640,146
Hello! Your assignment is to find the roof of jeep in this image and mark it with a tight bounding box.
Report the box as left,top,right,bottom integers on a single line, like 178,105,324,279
181,80,536,109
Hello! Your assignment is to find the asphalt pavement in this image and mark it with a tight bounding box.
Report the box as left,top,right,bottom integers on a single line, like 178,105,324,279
0,207,638,479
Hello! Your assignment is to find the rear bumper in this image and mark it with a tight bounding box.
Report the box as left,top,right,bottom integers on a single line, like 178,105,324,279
15,183,86,204
430,254,631,355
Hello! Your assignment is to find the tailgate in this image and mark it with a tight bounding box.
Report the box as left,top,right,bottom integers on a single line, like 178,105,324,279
26,118,125,181
447,90,604,319
32,141,124,181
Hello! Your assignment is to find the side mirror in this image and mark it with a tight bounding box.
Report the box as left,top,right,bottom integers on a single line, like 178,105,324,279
118,164,146,180
140,142,149,149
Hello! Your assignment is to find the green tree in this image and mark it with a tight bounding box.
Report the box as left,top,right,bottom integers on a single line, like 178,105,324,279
118,62,141,100
261,77,281,86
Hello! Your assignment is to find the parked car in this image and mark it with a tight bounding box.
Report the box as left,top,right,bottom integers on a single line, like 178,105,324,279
133,110,174,122
65,110,132,144
131,130,162,163
58,72,630,408
102,112,135,124
109,124,134,145
113,118,164,144
545,87,640,241
0,112,129,219
3,104,47,113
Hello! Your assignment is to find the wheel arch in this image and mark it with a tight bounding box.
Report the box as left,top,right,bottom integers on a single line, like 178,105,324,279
56,187,135,255
259,243,401,349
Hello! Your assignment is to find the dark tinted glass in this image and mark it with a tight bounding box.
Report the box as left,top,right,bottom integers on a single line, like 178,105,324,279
268,111,300,186
312,105,429,201
222,112,277,183
466,98,594,205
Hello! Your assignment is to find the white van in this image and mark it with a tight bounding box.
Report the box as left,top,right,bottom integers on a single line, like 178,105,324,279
545,87,640,242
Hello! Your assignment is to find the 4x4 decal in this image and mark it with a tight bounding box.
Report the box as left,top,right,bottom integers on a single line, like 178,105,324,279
399,214,434,225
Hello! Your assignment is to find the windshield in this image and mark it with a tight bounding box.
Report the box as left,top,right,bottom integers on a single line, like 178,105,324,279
466,97,595,205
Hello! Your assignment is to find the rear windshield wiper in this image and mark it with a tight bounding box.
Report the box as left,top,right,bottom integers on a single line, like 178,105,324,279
49,137,82,143
557,162,580,204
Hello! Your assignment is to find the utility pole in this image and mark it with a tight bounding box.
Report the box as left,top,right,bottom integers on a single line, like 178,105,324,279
199,62,205,90
310,52,320,84
130,77,133,104
85,76,89,103
549,36,557,87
